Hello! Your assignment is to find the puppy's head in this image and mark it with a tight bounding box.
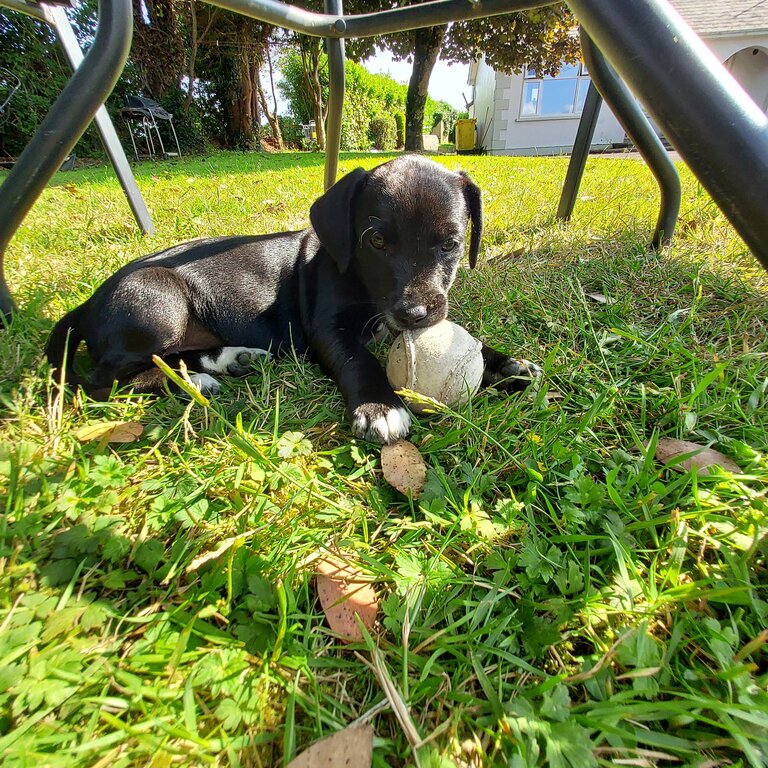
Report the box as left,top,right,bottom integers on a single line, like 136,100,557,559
310,155,482,331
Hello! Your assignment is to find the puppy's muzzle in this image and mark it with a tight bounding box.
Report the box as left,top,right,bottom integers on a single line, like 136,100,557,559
387,293,448,331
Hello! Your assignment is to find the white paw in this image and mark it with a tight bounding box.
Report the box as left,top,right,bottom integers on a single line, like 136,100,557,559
352,403,411,444
200,346,272,376
189,373,221,396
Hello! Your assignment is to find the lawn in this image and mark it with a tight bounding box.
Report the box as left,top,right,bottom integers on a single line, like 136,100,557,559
1,150,767,767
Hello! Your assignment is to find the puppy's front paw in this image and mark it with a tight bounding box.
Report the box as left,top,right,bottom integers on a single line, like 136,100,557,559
352,403,411,444
225,347,272,376
200,346,272,377
483,353,542,392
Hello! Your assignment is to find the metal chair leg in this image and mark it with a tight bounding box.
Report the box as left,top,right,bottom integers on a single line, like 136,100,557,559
46,4,154,236
324,0,345,190
556,81,602,222
568,0,768,268
0,0,136,317
580,31,681,248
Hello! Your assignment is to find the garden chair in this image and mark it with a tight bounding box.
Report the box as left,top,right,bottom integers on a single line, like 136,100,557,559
119,94,182,162
0,0,767,319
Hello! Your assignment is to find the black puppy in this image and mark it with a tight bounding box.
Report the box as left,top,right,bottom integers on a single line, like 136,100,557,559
46,155,539,443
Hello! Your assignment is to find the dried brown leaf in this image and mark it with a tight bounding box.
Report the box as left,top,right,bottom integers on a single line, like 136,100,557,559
75,421,144,443
653,438,742,475
381,440,427,497
316,554,379,643
286,724,373,768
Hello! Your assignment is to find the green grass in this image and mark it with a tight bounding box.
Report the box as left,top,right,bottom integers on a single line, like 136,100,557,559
1,150,767,767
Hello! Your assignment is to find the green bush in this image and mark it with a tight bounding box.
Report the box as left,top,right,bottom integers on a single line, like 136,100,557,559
340,92,370,151
278,116,306,149
158,87,209,155
426,102,461,140
394,111,405,148
369,114,396,151
278,52,411,151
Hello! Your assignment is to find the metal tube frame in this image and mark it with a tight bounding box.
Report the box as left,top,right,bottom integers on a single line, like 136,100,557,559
557,31,682,249
208,0,550,38
579,32,681,248
45,4,155,236
207,0,767,266
0,0,141,317
324,0,345,189
567,0,768,268
555,81,602,222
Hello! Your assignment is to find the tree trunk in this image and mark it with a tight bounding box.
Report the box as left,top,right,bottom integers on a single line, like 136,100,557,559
186,2,198,110
130,0,185,99
300,38,326,150
185,3,219,111
405,24,447,151
256,45,283,148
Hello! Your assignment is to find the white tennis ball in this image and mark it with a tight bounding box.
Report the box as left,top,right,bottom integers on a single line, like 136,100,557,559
386,320,484,413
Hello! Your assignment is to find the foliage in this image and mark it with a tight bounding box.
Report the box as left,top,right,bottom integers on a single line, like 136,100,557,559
448,110,469,143
442,5,581,75
0,12,63,158
368,2,578,147
129,0,186,99
277,115,306,149
0,5,141,159
428,103,460,137
277,48,320,125
1,151,767,765
0,4,207,159
368,114,396,150
158,87,209,154
279,52,415,151
339,91,371,151
394,110,405,148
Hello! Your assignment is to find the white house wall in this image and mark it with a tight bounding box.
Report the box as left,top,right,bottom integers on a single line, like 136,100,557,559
710,33,768,113
469,58,498,149
469,57,625,156
707,33,768,64
474,29,768,156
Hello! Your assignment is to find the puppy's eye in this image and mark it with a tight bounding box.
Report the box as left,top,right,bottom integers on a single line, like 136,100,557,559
370,232,386,250
441,238,459,253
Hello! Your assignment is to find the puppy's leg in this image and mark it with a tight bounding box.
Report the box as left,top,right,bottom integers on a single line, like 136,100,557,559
481,345,542,391
311,332,410,444
192,346,272,377
83,267,217,397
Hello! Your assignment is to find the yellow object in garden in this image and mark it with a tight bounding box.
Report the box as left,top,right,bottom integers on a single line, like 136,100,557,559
455,118,477,151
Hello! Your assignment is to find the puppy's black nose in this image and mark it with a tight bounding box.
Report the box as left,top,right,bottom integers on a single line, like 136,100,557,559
393,303,429,327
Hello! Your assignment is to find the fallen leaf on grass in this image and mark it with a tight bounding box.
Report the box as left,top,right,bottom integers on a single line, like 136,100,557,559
75,421,144,443
653,438,742,475
584,291,615,305
316,554,379,643
286,723,373,768
381,439,427,497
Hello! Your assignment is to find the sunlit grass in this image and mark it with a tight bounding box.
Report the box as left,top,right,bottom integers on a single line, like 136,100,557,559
1,150,766,767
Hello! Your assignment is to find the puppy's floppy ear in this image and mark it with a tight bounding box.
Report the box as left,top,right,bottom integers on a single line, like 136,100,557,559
310,167,368,272
459,171,483,269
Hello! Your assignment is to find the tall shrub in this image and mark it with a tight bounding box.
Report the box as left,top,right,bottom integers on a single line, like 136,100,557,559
369,114,396,151
394,111,405,149
278,52,410,152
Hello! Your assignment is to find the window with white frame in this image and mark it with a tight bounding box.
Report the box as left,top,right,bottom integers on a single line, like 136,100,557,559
521,61,590,118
